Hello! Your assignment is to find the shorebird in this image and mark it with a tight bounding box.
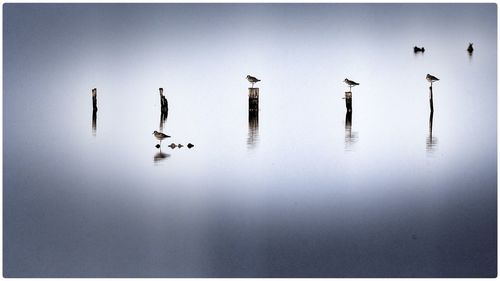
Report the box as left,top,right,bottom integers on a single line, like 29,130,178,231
467,43,474,53
246,75,261,88
426,74,440,85
153,131,170,144
343,78,359,91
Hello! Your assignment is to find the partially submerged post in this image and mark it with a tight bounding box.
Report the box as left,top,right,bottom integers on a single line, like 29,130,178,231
345,91,352,112
249,88,259,112
159,88,168,114
92,88,98,111
92,109,97,136
429,86,434,112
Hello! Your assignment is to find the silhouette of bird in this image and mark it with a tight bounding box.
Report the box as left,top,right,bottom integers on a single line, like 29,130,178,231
414,46,425,53
246,75,261,88
426,74,439,85
343,78,359,90
153,131,170,144
467,43,474,53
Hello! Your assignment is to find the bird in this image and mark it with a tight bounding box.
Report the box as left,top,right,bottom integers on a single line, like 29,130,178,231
467,43,474,53
177,144,184,148
414,46,425,53
153,131,170,144
426,74,439,85
343,78,359,91
168,143,177,149
246,75,261,88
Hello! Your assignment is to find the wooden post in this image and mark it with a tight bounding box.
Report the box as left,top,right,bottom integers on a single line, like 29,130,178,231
160,88,168,114
92,88,98,111
345,91,352,112
429,86,434,112
92,109,97,136
249,88,259,112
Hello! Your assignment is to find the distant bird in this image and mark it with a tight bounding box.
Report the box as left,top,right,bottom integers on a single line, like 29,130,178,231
426,74,440,85
177,144,184,148
467,43,474,53
153,131,170,144
187,143,194,149
343,78,359,91
414,46,425,53
246,75,261,88
168,143,177,149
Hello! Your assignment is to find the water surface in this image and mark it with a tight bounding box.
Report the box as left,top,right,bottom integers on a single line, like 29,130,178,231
3,3,497,277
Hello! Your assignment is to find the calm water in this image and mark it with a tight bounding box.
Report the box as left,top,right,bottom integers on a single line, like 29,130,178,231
4,3,497,277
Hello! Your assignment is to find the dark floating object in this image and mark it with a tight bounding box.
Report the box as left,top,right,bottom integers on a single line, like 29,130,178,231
467,43,474,53
177,144,183,148
168,143,177,149
155,144,161,149
414,46,425,53
246,75,261,88
187,143,194,149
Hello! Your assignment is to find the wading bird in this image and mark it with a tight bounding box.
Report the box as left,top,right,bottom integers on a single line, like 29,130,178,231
343,78,359,91
153,131,170,145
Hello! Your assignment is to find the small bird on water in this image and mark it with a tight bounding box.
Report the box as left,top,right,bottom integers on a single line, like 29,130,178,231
343,78,359,91
467,43,474,53
426,74,440,86
153,131,170,144
246,75,261,88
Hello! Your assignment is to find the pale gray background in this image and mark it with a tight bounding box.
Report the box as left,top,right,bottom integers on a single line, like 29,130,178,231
3,3,497,277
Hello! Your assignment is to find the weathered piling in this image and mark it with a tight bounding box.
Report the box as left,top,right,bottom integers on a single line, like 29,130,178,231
249,88,259,111
92,109,97,136
345,91,352,112
159,112,168,132
159,88,168,114
429,86,434,112
92,88,98,111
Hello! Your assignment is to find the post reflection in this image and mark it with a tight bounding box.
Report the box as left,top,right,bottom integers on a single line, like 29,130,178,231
426,111,438,153
344,111,358,151
91,109,97,136
247,110,259,149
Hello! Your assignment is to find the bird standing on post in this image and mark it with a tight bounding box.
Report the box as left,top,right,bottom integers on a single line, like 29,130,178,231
426,74,439,86
246,75,261,88
343,78,359,91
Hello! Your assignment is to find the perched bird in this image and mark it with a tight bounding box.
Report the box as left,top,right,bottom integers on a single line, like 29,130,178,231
246,75,261,88
467,43,474,53
426,74,439,85
153,131,170,144
343,78,359,90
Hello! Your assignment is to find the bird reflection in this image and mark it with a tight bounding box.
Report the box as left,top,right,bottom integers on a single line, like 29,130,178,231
91,109,97,136
426,111,438,153
344,111,358,151
247,110,259,149
154,149,170,163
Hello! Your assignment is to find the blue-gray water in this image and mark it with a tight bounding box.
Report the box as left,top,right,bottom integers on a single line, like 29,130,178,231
3,3,497,277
